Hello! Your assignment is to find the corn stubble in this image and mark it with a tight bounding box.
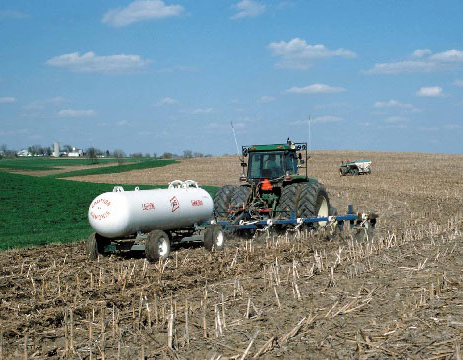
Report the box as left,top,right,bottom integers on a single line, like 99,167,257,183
1,151,463,358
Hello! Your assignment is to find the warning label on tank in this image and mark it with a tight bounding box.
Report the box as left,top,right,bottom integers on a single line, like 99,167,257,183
142,202,155,211
191,200,203,206
170,196,180,212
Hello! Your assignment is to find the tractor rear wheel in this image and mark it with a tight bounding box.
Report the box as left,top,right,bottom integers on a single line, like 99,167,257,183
339,167,348,176
213,185,236,219
278,183,301,218
145,230,171,262
86,232,108,261
297,183,331,227
350,168,359,176
229,186,251,209
204,225,225,252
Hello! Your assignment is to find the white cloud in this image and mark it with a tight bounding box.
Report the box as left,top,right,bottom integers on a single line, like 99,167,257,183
416,86,443,97
291,116,343,125
156,97,178,106
411,49,432,58
444,124,460,130
373,99,419,112
58,109,95,117
0,97,16,104
268,38,356,69
419,127,439,132
384,116,408,123
374,99,411,109
231,0,265,19
285,84,346,94
430,49,463,62
365,48,463,74
102,0,184,27
453,79,463,87
188,108,213,114
257,95,275,103
46,51,151,73
117,120,128,126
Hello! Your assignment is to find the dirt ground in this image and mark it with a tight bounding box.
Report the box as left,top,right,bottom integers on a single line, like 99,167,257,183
1,151,463,359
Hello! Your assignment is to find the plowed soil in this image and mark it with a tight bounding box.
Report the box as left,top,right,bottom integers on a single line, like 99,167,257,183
1,151,463,359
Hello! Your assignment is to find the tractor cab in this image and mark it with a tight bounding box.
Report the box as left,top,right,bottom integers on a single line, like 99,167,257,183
241,140,308,183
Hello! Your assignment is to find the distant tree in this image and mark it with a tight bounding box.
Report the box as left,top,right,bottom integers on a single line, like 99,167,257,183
193,152,204,158
86,147,98,164
205,154,212,157
145,153,150,158
183,150,193,158
161,152,173,159
45,147,52,156
62,144,73,153
152,152,157,159
113,149,126,165
131,152,143,158
106,150,110,157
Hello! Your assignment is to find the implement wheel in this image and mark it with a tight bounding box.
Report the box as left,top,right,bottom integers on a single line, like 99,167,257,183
204,225,225,252
297,182,331,227
86,232,108,261
213,185,236,220
145,230,171,262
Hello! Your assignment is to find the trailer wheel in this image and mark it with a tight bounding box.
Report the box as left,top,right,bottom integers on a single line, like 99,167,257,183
349,168,359,176
86,232,107,261
213,185,236,219
204,225,225,252
297,183,331,227
229,186,251,209
145,230,171,262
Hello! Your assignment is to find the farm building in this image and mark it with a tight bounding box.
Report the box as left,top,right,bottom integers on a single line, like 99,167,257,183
17,149,32,157
68,147,84,157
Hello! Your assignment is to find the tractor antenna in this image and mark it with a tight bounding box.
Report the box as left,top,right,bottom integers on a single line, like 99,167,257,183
231,121,243,161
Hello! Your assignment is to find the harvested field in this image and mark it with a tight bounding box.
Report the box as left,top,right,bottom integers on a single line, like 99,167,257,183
1,151,463,358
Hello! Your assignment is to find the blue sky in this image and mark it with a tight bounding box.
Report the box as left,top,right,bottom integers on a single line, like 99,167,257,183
1,0,462,155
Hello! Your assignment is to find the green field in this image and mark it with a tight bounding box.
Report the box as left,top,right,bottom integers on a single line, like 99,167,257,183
0,171,217,251
0,157,121,171
47,159,176,178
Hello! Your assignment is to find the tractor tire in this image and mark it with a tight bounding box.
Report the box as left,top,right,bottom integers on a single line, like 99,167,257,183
86,232,108,261
213,185,236,219
145,230,171,262
297,182,331,227
278,183,301,218
229,186,251,209
204,224,225,252
339,167,348,176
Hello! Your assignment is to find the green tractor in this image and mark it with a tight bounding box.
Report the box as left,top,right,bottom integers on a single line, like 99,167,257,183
213,139,336,229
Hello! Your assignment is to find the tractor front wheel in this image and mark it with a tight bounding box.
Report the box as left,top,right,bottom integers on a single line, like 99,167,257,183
145,230,171,262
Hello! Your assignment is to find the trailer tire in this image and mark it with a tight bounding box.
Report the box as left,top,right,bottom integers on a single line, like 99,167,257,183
86,232,108,261
230,186,251,209
145,230,171,262
297,183,331,227
279,183,301,218
204,225,225,252
213,185,237,219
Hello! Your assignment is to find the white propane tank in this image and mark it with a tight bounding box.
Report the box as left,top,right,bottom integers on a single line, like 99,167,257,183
88,180,213,238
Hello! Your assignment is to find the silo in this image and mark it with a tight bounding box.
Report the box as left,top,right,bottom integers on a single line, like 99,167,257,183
53,142,60,157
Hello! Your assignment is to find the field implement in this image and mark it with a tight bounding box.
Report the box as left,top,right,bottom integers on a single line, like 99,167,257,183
86,140,377,262
339,160,372,176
